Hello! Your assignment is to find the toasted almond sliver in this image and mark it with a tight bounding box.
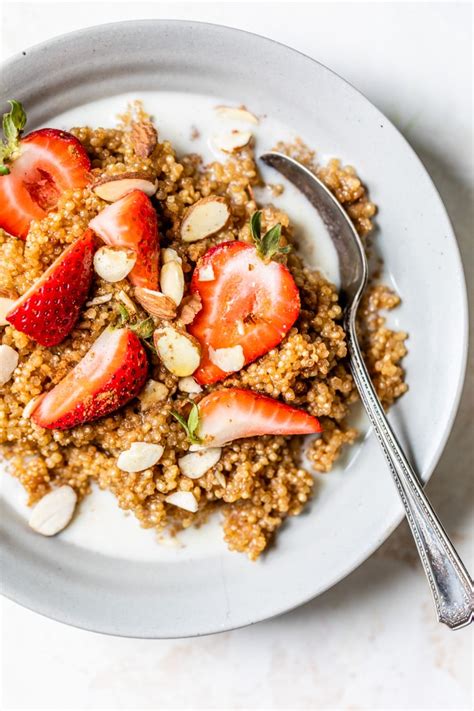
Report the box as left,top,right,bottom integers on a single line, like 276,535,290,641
214,129,252,154
117,442,164,473
116,289,137,314
0,297,16,326
209,345,245,373
160,261,185,307
86,294,113,307
22,395,42,420
93,172,157,202
178,376,203,394
0,344,19,385
197,264,215,282
177,294,202,326
131,121,158,158
161,247,182,265
215,471,227,488
94,247,136,282
138,380,169,411
215,105,259,124
165,491,198,513
134,287,177,319
154,325,201,377
180,197,230,243
29,486,77,536
178,448,222,480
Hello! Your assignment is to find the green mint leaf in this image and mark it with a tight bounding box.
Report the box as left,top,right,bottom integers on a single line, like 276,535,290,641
249,212,289,262
171,403,203,445
187,402,200,436
117,303,130,325
171,411,190,434
3,100,26,144
1,100,27,173
250,210,262,243
260,223,282,259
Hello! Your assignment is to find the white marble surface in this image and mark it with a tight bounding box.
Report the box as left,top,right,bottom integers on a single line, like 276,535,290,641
0,2,472,709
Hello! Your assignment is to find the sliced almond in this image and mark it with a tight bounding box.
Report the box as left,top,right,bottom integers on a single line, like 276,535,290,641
215,105,259,124
215,470,227,488
0,297,15,326
197,263,215,282
160,260,185,307
86,293,113,307
93,247,136,283
134,287,177,319
93,172,157,202
236,319,245,336
131,121,158,158
117,442,164,473
116,289,137,314
0,344,19,385
177,294,202,326
209,345,245,373
22,394,42,420
28,485,77,536
180,197,230,243
165,491,198,513
153,325,201,377
178,376,203,394
214,129,252,154
161,247,182,265
138,380,169,411
178,448,222,480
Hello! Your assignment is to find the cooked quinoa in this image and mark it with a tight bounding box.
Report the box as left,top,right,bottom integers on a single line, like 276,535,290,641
0,102,407,559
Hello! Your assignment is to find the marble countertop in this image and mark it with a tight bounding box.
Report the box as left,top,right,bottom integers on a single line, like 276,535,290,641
1,2,472,709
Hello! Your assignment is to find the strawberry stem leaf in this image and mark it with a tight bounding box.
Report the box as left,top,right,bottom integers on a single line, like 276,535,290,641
0,99,27,175
117,303,130,325
130,317,154,340
250,210,291,262
171,401,203,445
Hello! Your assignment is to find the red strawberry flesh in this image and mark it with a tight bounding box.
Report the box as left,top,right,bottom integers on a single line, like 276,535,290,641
89,189,159,290
31,327,148,430
197,387,321,447
0,128,91,239
6,229,95,346
189,241,300,385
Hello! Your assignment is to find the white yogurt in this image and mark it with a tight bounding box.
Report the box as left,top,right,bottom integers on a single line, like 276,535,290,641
1,90,347,561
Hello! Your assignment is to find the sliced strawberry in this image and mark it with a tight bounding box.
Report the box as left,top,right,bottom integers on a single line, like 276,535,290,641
6,229,95,346
89,190,159,290
31,327,148,430
188,241,300,385
0,128,91,239
197,388,321,446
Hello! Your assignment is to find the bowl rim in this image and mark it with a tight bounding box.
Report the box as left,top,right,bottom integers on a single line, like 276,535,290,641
0,18,469,638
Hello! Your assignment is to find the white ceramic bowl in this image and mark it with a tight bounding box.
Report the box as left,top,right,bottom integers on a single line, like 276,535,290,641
0,20,468,638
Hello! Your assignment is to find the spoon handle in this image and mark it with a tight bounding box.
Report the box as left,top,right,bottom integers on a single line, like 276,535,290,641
346,317,473,629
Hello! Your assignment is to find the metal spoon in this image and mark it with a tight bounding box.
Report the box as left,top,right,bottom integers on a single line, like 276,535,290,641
261,151,473,630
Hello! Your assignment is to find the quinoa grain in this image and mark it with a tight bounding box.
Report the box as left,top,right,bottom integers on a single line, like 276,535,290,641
0,103,407,559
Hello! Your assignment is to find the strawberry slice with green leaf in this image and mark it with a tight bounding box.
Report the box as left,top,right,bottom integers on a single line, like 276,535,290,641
0,100,91,239
6,229,95,346
179,387,321,447
89,189,159,290
31,327,148,430
188,235,300,385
